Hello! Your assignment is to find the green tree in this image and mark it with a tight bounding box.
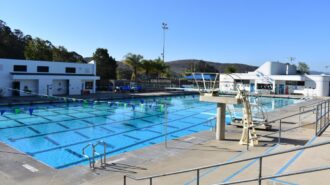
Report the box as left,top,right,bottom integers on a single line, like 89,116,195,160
93,48,117,80
123,53,144,81
1,19,84,62
225,65,237,73
0,20,28,59
152,57,169,78
24,38,53,61
141,59,154,80
52,46,85,63
297,62,310,74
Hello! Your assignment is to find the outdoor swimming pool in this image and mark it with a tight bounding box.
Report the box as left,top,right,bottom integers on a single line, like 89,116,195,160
0,95,300,169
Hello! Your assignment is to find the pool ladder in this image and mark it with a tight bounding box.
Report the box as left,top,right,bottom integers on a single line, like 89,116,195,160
82,140,107,169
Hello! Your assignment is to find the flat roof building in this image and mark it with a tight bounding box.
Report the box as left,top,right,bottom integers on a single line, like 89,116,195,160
0,58,100,97
219,61,330,97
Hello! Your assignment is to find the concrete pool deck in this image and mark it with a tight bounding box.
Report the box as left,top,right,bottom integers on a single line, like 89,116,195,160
0,97,329,185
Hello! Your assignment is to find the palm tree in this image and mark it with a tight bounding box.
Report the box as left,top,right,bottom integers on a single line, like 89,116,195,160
153,57,169,78
141,59,154,80
123,53,144,81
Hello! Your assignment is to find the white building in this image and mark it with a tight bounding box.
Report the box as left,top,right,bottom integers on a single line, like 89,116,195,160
0,58,100,97
220,61,330,97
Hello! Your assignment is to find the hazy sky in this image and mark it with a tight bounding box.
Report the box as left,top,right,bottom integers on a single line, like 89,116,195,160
1,0,329,71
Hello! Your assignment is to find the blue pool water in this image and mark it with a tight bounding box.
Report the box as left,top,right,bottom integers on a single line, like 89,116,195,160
0,95,300,169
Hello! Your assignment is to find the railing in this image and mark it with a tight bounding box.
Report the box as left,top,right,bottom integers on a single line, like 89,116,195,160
315,99,330,136
123,140,330,185
82,140,107,169
298,99,323,124
123,99,330,185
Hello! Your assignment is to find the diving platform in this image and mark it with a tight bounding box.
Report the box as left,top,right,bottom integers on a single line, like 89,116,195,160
200,95,241,141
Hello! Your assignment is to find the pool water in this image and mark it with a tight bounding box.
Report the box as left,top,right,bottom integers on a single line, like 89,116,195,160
0,95,300,169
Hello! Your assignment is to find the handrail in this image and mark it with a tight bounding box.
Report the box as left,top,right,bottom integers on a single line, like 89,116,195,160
82,143,94,169
123,97,330,184
124,140,330,184
93,140,107,168
216,165,330,185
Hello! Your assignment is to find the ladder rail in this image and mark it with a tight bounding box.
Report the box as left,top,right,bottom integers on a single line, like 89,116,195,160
82,143,94,169
93,140,107,168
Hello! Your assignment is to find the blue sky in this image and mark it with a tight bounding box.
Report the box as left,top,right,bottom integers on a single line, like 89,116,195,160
1,0,329,71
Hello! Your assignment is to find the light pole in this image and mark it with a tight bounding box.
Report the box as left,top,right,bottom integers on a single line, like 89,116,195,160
288,57,296,64
161,22,168,62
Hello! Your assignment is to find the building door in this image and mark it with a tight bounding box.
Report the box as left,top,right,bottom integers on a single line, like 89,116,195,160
12,81,20,96
250,83,255,93
279,84,284,94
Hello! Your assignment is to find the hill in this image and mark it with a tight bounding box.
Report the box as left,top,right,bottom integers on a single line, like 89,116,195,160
167,59,258,75
0,19,85,63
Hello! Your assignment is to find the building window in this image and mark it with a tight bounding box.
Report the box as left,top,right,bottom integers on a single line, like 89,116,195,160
85,82,93,89
285,81,305,86
65,67,76,73
235,80,250,84
257,83,273,90
37,66,49,72
13,65,27,72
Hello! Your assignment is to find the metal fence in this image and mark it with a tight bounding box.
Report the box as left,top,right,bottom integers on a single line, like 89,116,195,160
123,140,330,185
315,99,330,136
122,99,330,185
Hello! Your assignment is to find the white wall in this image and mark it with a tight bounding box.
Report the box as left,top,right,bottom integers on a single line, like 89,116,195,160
19,80,38,96
52,80,68,95
69,79,83,95
256,61,297,75
0,58,99,97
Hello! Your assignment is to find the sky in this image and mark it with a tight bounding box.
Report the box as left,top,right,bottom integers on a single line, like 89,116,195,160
1,0,329,71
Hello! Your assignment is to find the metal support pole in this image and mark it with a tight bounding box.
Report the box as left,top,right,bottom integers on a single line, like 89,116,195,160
279,119,282,144
123,175,126,185
247,127,250,151
92,146,95,169
103,142,107,165
258,157,263,185
149,178,153,185
197,169,200,185
316,105,319,136
321,103,323,130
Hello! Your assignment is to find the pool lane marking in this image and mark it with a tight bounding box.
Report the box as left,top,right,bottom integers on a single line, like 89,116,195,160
65,148,84,158
44,136,60,146
11,110,212,143
123,134,141,141
56,123,70,129
144,129,162,134
222,144,280,183
74,131,90,139
0,103,213,131
184,151,245,185
100,126,116,133
52,118,219,169
27,127,41,134
27,109,215,156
